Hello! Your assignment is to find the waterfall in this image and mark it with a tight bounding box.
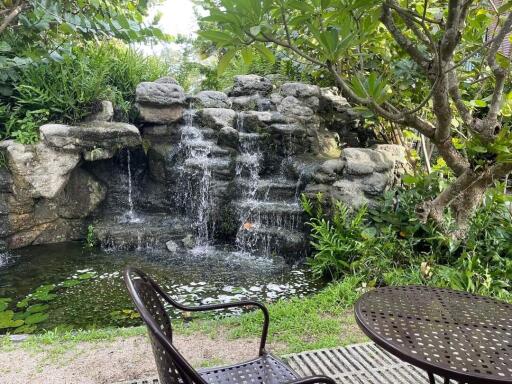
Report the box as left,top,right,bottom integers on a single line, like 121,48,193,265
0,252,12,268
235,114,264,253
122,149,142,223
174,108,213,246
0,253,7,267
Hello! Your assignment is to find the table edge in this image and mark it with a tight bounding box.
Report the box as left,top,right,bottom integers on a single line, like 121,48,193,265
353,287,512,384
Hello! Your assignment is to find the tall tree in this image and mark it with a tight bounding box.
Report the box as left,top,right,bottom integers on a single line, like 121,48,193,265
199,0,512,237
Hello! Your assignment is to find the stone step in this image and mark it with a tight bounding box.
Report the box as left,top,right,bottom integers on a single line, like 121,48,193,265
93,214,191,251
234,199,305,231
183,158,233,180
237,178,299,201
236,225,308,259
182,139,231,157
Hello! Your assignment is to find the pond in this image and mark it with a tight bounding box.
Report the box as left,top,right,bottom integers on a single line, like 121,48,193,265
0,243,323,333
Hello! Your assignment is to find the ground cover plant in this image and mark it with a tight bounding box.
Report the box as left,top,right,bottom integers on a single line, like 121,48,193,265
0,42,169,143
0,0,169,143
302,165,512,301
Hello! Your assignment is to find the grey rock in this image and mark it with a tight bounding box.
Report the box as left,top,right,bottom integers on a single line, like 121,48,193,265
281,82,321,98
40,122,141,161
320,159,345,175
320,87,350,112
166,240,179,253
9,334,29,342
136,82,186,106
218,127,239,148
137,104,184,124
182,234,195,249
359,172,392,195
278,96,315,118
269,123,306,137
4,141,80,199
230,94,273,111
343,148,394,176
229,75,273,97
0,168,12,193
194,91,232,109
270,93,284,106
84,100,114,122
58,168,106,219
198,108,236,130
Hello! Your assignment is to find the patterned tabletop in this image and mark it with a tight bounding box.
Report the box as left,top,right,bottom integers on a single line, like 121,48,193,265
355,285,512,384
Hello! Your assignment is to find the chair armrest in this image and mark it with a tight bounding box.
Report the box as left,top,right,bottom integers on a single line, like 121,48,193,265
158,294,270,356
287,375,337,384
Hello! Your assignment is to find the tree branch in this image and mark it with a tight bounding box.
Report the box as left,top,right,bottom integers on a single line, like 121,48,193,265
0,3,25,35
447,69,473,126
381,2,431,71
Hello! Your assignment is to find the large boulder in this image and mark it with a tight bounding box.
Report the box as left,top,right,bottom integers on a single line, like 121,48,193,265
84,100,114,122
57,168,106,219
136,81,186,105
136,80,186,124
281,83,321,98
2,140,80,199
198,108,237,130
305,145,406,208
40,122,141,161
194,91,232,109
343,147,394,176
278,96,316,118
229,75,273,97
230,94,274,111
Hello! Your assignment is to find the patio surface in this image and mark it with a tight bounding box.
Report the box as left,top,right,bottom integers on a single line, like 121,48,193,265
117,342,443,384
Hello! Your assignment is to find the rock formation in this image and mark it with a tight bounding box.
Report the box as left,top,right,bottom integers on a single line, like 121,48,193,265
0,75,406,260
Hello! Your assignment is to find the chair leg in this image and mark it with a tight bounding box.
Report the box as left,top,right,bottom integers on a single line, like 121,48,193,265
427,372,436,384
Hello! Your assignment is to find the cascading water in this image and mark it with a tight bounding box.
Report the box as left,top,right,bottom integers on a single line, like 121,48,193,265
123,149,142,223
121,149,142,224
234,114,264,253
0,252,13,269
174,108,214,246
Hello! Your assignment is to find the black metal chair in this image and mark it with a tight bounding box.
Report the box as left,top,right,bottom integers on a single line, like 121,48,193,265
124,267,336,384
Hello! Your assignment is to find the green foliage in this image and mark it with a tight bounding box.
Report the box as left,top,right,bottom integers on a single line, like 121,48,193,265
0,42,168,141
302,171,512,300
84,224,97,249
0,0,169,94
0,273,97,334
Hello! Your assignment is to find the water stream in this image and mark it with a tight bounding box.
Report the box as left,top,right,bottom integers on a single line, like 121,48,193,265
121,149,142,224
234,114,265,254
174,109,215,245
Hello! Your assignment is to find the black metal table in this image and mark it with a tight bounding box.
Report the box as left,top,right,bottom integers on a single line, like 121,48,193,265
354,285,512,384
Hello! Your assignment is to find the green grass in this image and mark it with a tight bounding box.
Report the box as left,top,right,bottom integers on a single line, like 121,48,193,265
0,277,367,357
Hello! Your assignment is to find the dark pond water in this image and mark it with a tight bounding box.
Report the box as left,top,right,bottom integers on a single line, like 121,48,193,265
0,243,323,332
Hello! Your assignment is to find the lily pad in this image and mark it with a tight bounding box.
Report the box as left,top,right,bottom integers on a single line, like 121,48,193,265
0,298,11,312
16,298,29,308
13,311,28,321
26,304,49,314
25,312,49,325
14,324,37,334
31,285,57,301
78,272,96,280
62,279,82,288
0,310,25,329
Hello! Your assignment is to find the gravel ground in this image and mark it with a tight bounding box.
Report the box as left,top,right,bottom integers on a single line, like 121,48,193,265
0,333,269,384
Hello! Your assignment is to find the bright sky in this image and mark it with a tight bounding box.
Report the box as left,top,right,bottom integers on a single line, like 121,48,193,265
154,0,199,37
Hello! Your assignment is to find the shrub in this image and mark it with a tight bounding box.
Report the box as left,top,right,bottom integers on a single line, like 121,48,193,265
0,42,169,143
302,170,512,301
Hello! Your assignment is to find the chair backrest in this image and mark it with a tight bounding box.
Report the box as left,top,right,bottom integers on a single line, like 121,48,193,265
124,267,206,384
